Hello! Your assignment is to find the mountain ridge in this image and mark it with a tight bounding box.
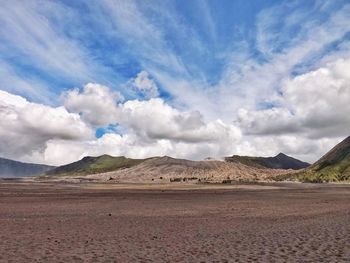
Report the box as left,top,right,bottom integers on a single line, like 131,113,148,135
277,136,350,182
225,153,310,170
84,156,292,183
0,157,54,177
45,155,146,176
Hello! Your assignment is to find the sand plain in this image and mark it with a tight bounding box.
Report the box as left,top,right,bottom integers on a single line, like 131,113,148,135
0,181,349,262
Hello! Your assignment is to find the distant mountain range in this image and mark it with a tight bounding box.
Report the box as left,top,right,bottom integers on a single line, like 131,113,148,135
45,155,145,176
279,136,350,182
0,157,53,177
0,152,308,180
3,136,350,183
225,153,310,170
45,153,308,178
44,155,292,183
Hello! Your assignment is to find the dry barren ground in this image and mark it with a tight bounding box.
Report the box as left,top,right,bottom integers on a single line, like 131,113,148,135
0,181,350,262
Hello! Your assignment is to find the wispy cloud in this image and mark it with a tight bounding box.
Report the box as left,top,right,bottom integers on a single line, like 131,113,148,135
0,1,92,80
0,1,128,100
100,0,188,75
214,1,350,119
1,0,350,163
0,60,54,103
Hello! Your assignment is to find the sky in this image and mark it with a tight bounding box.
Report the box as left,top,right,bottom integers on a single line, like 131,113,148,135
0,0,350,166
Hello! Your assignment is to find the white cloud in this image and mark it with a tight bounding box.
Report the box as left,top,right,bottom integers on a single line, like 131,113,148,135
235,135,341,163
0,1,92,81
63,83,123,127
101,0,186,74
238,57,350,138
212,2,350,121
0,90,93,163
0,0,125,101
132,71,159,98
43,127,240,166
0,87,242,166
116,98,241,143
0,61,54,103
42,97,242,164
235,57,350,162
1,1,350,166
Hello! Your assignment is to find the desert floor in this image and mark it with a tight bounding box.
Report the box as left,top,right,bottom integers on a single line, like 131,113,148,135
0,181,350,262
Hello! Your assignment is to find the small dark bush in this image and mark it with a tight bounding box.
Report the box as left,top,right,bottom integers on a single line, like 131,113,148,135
170,177,182,182
222,179,232,184
187,177,198,181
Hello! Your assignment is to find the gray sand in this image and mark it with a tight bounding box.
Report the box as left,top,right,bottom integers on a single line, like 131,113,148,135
0,181,349,262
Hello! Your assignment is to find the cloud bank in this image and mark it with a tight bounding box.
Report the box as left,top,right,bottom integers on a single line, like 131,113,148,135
0,1,349,165
0,85,241,165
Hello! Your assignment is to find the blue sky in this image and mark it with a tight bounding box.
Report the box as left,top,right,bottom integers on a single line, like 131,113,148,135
0,0,350,165
0,0,344,103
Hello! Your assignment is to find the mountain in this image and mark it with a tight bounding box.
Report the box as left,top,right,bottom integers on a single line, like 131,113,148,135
0,157,53,177
70,156,292,183
283,136,350,182
225,153,310,170
45,155,145,176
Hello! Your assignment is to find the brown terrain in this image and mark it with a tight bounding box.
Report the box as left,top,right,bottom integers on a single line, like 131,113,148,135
47,156,294,183
0,180,350,262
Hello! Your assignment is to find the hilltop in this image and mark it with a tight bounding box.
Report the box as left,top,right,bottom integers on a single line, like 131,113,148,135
45,155,145,176
225,153,310,170
70,156,292,183
0,157,53,177
277,136,350,182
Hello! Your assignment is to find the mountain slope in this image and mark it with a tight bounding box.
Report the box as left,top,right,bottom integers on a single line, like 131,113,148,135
84,156,292,183
225,153,310,170
296,136,350,182
0,157,53,177
46,155,146,176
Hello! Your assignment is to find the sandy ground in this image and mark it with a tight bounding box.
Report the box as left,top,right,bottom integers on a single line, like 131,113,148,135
0,181,350,262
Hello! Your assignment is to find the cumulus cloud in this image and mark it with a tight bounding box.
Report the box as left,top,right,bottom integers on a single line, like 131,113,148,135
2,57,349,165
235,135,341,163
283,57,350,138
46,97,241,165
0,90,93,163
43,130,240,166
63,83,123,127
0,86,242,165
237,57,350,139
116,98,240,143
234,57,350,162
131,71,159,98
2,52,350,165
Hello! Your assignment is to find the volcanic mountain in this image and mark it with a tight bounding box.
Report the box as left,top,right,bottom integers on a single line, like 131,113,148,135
45,155,145,176
225,153,310,170
291,136,350,182
0,157,53,177
48,155,292,183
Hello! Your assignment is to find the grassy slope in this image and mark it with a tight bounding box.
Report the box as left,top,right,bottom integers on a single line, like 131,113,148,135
225,153,310,170
225,156,266,169
45,155,145,176
276,137,350,183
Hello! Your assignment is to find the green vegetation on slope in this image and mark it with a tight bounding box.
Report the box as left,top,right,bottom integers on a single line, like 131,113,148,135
46,155,145,176
225,153,310,170
276,136,350,183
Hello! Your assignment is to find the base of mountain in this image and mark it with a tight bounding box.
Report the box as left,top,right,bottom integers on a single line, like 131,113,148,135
2,135,350,183
275,170,350,183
